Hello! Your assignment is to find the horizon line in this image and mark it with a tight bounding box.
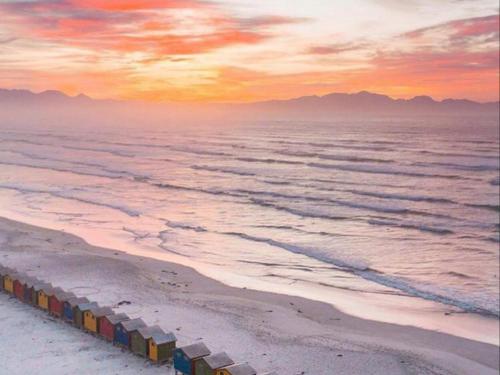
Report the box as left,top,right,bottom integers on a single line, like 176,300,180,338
1,87,499,105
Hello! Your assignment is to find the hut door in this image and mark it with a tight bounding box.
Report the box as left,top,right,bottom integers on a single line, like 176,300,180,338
150,342,157,361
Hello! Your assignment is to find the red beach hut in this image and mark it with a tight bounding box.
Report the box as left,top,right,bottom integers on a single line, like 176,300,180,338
49,290,76,318
13,274,28,301
99,313,129,342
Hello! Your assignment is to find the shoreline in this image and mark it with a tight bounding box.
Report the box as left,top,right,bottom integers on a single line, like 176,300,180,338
0,203,497,345
0,215,498,374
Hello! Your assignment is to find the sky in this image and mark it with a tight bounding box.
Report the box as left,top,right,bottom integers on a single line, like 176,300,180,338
0,0,498,102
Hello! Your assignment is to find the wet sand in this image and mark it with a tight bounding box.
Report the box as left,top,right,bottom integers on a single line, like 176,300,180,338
0,216,498,374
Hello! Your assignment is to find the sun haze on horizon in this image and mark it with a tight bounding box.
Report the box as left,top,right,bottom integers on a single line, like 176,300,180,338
0,0,498,103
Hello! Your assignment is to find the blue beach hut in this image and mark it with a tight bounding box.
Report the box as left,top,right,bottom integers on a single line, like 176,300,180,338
114,318,146,348
174,341,211,375
63,296,89,323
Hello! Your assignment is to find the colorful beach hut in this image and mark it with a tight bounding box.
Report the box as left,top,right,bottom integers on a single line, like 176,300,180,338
23,277,40,304
149,331,177,364
83,306,114,333
63,297,89,323
217,363,257,375
174,342,211,375
99,313,129,342
3,270,15,294
195,352,234,375
74,302,99,329
114,318,147,348
37,285,59,311
49,290,76,318
13,274,28,301
31,281,52,306
130,325,164,358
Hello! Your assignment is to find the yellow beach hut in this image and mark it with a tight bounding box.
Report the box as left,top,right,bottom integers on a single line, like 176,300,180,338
37,284,54,310
83,306,114,333
3,271,17,294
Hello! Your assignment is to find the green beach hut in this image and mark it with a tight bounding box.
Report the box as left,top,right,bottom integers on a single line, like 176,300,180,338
195,352,234,375
130,325,164,357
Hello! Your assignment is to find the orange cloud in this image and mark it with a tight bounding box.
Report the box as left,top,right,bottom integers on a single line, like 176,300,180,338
0,0,304,56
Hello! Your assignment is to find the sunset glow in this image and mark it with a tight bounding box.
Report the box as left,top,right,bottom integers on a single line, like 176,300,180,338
0,0,498,102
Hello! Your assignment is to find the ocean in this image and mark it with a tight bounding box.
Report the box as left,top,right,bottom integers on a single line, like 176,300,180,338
0,116,498,319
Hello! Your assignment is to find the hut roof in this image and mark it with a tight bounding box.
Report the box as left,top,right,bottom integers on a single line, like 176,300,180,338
12,272,28,282
151,331,176,345
0,267,14,276
137,325,164,339
89,306,114,318
53,290,76,301
121,318,146,332
24,277,41,288
13,274,30,284
203,352,234,370
106,313,129,325
34,282,53,291
66,296,89,307
179,342,211,359
47,287,65,296
76,302,99,312
222,364,257,375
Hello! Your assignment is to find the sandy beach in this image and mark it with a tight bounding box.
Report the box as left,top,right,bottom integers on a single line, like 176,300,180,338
0,216,498,375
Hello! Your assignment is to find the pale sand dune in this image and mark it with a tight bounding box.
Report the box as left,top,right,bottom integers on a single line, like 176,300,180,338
0,216,497,375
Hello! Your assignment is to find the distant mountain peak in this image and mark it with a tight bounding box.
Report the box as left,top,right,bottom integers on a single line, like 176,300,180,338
0,87,497,118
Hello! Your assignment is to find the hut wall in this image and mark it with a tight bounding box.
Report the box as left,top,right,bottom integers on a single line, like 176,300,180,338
4,276,14,293
130,332,148,357
31,289,38,305
24,287,32,304
149,341,175,363
114,324,129,347
63,303,74,322
74,309,84,328
99,318,114,341
149,341,158,362
195,359,211,375
173,349,192,375
83,311,98,333
14,281,24,300
38,291,49,310
50,297,64,317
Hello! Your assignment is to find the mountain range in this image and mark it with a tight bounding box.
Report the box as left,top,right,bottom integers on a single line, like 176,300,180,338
0,88,498,125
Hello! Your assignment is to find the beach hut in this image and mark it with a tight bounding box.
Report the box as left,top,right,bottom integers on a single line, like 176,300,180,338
38,286,62,311
174,342,211,375
74,302,99,329
13,274,28,301
99,313,129,342
31,281,52,306
130,325,164,358
63,296,89,323
114,318,146,348
195,352,234,375
23,277,40,304
217,364,257,375
83,306,114,333
3,270,15,294
0,266,7,292
49,290,76,318
149,331,177,364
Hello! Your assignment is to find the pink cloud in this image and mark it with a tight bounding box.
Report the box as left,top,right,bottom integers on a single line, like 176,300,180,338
0,0,303,55
403,14,499,43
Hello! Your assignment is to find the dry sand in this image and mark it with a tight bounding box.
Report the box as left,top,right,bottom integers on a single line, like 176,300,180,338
0,216,498,375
